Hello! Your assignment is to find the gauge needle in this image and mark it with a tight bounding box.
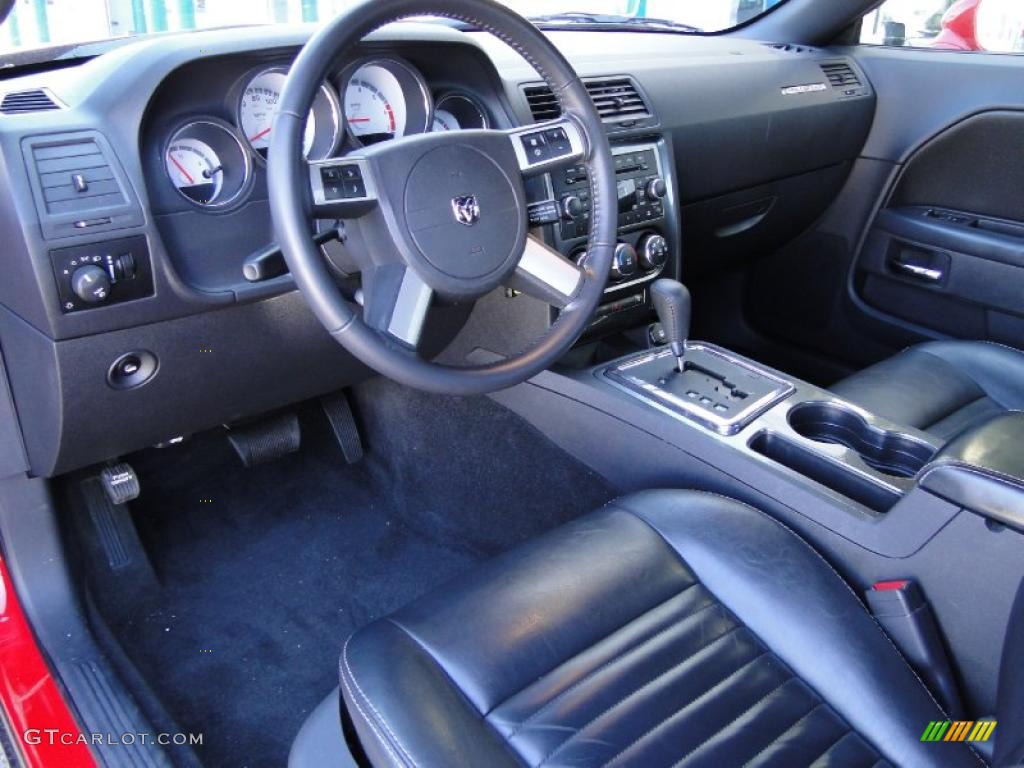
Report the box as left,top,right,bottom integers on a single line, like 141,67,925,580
348,117,371,123
169,154,194,185
249,127,272,143
202,166,223,179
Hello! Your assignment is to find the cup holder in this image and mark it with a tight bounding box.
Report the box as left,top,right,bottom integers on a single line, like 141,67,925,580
788,402,935,479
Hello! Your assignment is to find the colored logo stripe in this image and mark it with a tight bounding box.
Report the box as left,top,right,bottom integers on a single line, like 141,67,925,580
921,720,996,742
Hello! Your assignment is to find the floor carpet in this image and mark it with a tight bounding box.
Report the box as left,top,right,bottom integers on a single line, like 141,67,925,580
70,379,617,767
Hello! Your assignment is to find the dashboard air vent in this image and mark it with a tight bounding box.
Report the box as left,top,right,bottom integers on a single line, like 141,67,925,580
30,139,125,216
524,77,652,124
1,89,60,115
820,62,862,89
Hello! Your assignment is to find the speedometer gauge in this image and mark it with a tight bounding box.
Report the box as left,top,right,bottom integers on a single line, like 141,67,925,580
237,67,341,161
341,59,431,146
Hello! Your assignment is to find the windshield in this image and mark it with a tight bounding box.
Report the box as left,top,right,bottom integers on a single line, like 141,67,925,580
0,0,784,56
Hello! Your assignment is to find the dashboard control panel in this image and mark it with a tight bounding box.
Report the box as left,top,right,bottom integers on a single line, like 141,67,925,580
50,235,154,313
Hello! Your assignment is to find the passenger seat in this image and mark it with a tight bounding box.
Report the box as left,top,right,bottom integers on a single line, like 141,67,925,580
832,341,1024,441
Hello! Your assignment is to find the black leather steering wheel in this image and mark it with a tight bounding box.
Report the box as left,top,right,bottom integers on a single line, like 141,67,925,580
269,0,616,395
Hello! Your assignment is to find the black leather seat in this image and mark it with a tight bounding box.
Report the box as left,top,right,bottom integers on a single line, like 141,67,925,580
832,341,1024,441
340,491,1000,767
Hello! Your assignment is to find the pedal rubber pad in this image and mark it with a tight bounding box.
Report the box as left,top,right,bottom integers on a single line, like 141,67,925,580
100,463,140,506
227,412,301,468
321,391,364,464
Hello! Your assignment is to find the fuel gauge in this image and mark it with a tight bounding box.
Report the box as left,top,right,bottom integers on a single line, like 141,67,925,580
164,120,251,209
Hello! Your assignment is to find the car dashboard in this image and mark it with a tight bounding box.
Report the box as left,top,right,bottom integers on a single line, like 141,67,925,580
0,21,875,478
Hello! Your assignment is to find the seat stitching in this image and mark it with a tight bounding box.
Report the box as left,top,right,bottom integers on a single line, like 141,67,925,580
740,702,824,768
339,664,403,767
612,492,989,767
668,677,796,768
602,650,770,768
499,592,716,739
536,622,746,765
341,634,418,768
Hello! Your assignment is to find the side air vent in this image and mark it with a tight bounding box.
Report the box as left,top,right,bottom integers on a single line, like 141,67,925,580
820,61,862,89
30,139,126,216
1,88,61,115
524,77,653,125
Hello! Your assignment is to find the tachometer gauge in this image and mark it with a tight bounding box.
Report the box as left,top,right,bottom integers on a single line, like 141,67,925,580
237,67,341,161
166,138,223,204
432,110,460,132
432,92,489,132
341,59,431,146
164,120,251,209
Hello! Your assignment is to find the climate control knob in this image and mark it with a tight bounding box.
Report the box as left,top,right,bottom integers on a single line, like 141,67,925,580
638,234,669,270
561,195,584,221
71,265,111,304
611,243,639,281
646,178,667,200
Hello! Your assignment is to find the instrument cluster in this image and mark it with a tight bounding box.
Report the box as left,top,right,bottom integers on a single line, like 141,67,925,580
162,56,491,210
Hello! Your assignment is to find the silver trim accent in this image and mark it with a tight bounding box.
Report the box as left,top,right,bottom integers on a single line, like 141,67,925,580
308,157,376,207
509,119,586,173
387,269,432,346
604,345,796,437
891,261,944,282
518,235,583,299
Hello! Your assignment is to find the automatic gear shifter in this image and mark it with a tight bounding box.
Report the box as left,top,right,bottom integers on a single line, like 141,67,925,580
651,279,692,372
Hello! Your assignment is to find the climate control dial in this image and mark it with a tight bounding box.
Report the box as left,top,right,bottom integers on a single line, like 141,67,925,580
611,243,639,281
638,234,669,270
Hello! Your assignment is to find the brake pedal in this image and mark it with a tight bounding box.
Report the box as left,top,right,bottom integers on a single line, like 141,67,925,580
227,412,301,468
100,462,140,506
321,391,364,464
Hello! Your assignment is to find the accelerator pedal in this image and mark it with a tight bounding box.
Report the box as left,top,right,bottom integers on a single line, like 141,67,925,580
82,471,147,573
227,412,301,468
320,391,364,464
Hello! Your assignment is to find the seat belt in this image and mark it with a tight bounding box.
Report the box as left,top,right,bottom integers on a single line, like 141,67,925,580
865,579,965,720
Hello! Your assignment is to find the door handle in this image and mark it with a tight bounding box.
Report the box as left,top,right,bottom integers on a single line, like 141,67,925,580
891,260,944,283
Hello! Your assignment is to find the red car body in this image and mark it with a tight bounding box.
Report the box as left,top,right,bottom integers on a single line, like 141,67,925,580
932,0,983,50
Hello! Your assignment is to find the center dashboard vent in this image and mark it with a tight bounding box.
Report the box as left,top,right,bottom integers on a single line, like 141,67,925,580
820,61,862,89
1,88,61,115
524,77,652,124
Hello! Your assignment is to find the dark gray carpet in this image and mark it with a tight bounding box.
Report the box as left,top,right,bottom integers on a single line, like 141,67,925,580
72,379,617,767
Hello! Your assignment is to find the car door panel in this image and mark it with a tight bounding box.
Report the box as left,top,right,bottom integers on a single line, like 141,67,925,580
855,108,1024,346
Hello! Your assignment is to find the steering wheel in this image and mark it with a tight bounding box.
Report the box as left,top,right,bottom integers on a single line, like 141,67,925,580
269,0,616,396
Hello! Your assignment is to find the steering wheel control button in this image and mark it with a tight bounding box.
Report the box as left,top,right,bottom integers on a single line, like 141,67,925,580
543,127,573,157
107,350,158,391
521,132,550,164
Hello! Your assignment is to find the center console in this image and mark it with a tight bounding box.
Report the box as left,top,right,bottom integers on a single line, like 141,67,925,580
528,139,678,333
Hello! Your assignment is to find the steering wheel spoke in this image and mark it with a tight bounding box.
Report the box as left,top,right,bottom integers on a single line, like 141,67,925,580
506,235,587,309
308,157,378,219
361,264,433,350
507,118,587,175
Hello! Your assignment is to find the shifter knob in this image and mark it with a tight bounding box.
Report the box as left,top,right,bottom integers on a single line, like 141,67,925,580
651,279,691,371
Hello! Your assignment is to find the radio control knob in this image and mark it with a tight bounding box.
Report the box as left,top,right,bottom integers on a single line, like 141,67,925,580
646,178,667,200
639,234,669,270
561,195,584,221
611,243,639,280
71,265,111,304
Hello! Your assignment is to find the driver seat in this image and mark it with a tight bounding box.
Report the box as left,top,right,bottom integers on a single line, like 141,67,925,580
340,491,1017,767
